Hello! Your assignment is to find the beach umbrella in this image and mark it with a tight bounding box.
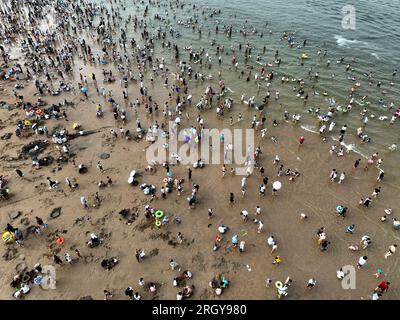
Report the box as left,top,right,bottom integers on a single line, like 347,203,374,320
128,176,134,184
273,181,282,190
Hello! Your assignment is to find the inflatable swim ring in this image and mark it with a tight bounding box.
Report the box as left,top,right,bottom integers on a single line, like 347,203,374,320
2,231,14,243
155,210,164,219
155,220,162,227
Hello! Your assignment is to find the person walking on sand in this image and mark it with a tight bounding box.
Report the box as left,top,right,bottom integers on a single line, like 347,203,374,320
267,236,278,253
47,177,59,190
177,232,184,244
377,170,384,182
125,287,134,300
357,256,368,269
354,159,361,169
239,241,245,253
188,168,192,181
360,197,372,208
75,249,82,259
371,187,381,198
80,196,89,209
392,218,400,230
65,253,72,264
384,244,397,259
135,249,145,262
97,161,104,172
139,278,145,288
257,220,264,233
240,210,249,222
329,169,337,182
360,235,372,249
66,177,78,189
338,172,346,184
259,184,266,196
229,192,235,204
306,278,317,290
149,283,157,296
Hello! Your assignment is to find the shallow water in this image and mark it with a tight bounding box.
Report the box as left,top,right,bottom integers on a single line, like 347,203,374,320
94,0,400,186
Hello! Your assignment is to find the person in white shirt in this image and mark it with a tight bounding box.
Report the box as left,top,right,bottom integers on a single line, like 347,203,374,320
357,256,368,269
371,292,381,300
338,172,346,184
239,241,245,253
336,268,345,279
392,218,400,230
240,210,249,222
259,184,266,196
267,236,277,252
257,221,264,234
133,292,141,300
267,236,276,246
177,292,183,300
138,278,145,288
218,225,227,234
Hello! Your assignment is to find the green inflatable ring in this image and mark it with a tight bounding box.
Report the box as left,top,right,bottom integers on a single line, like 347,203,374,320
155,210,164,219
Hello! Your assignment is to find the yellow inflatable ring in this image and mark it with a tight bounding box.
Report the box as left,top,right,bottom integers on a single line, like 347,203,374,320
2,231,15,243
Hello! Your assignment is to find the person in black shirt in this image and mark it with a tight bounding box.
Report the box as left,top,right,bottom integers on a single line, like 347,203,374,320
6,223,16,233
